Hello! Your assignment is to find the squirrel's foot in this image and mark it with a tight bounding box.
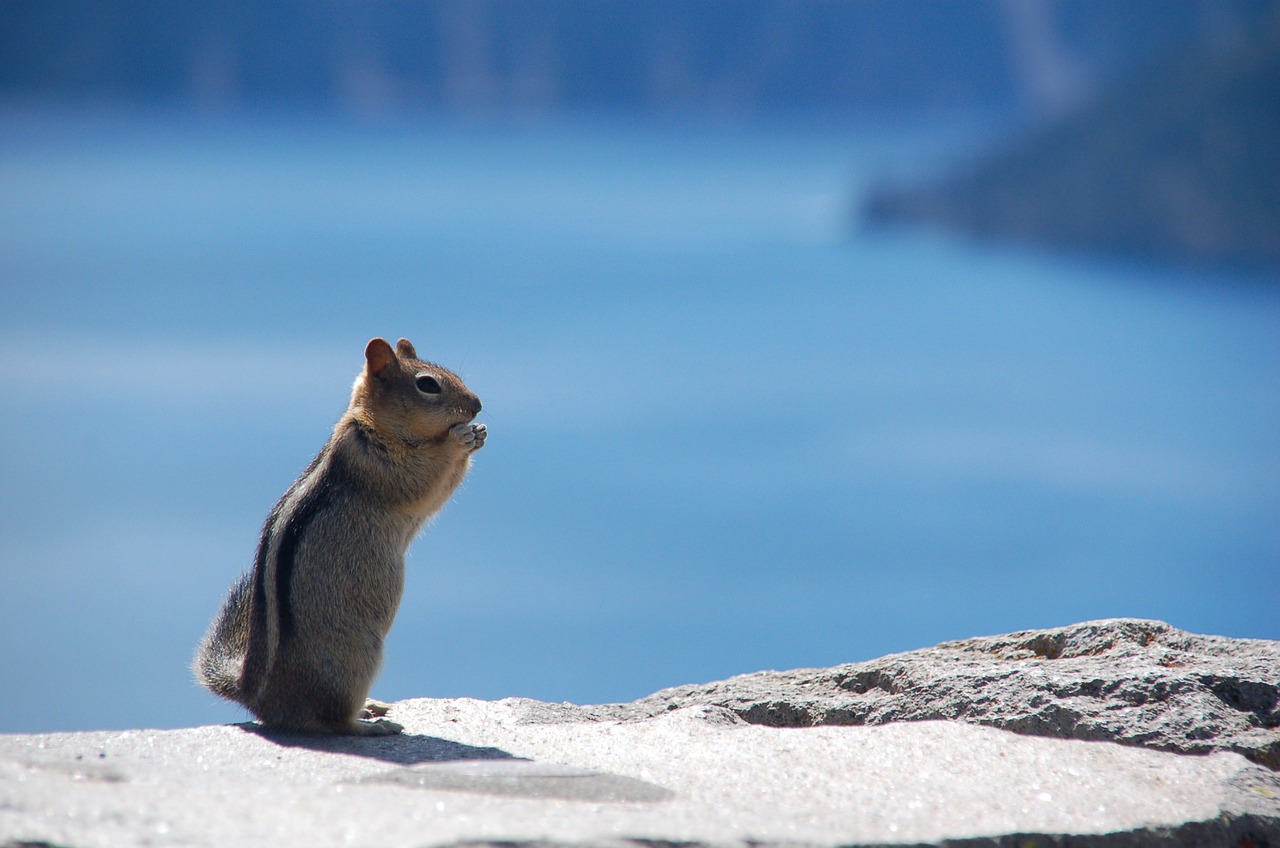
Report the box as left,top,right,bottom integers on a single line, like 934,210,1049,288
450,422,487,452
361,698,391,719
348,717,404,736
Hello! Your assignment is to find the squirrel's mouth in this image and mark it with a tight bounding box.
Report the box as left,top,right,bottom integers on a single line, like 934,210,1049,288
454,397,482,425
451,411,479,429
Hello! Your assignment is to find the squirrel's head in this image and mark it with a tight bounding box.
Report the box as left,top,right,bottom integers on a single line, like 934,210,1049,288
351,337,481,444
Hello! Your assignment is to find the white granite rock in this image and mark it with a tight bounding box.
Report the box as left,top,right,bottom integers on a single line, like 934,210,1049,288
2,698,1277,847
3,619,1278,848
634,618,1280,770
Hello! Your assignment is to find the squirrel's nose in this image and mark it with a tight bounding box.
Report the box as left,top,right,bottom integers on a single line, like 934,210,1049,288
470,396,482,416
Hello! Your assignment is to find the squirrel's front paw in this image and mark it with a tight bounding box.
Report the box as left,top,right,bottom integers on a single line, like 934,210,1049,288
450,422,487,452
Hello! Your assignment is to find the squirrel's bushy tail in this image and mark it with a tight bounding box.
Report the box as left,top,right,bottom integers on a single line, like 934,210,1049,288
193,572,252,701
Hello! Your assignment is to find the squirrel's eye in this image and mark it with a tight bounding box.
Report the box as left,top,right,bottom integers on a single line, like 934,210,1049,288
415,375,442,394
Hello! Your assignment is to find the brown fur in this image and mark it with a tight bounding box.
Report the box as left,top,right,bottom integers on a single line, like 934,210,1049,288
194,337,484,735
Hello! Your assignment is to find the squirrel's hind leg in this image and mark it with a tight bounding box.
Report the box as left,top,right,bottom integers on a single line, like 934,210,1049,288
346,716,404,736
361,698,392,718
253,710,403,736
352,698,400,734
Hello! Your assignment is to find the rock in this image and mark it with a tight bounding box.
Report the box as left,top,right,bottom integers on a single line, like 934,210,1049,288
634,618,1280,770
3,701,1278,848
1,619,1277,847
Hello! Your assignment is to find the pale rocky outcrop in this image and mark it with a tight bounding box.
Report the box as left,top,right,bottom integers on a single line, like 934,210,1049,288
629,618,1280,770
1,618,1277,848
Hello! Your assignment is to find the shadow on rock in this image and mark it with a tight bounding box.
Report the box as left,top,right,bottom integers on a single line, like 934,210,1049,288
238,724,515,765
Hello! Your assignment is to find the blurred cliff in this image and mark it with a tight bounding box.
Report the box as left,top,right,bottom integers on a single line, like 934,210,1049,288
1,0,1272,121
5,1,1277,269
865,7,1280,270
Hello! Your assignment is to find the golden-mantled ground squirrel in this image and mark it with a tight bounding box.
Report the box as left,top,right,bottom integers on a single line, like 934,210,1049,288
194,337,485,735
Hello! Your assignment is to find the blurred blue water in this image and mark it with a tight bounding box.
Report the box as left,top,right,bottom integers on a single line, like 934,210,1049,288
1,108,1276,733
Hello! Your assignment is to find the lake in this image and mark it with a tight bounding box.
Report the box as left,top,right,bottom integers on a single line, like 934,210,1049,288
1,107,1276,733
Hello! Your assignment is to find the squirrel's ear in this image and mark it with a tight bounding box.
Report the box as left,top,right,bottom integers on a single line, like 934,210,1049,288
365,338,397,379
395,338,418,360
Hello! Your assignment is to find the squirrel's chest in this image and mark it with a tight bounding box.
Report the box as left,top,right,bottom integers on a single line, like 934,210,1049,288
397,454,471,527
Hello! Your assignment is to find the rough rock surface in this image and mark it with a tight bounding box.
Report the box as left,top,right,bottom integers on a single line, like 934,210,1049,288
626,618,1280,770
1,618,1277,848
